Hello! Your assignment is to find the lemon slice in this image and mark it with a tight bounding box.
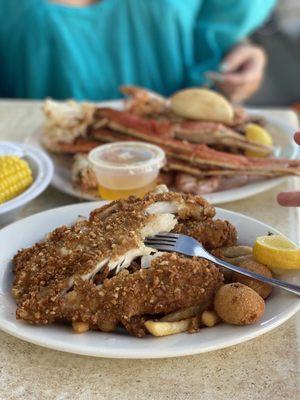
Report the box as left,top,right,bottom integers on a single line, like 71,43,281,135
245,123,273,157
253,235,300,271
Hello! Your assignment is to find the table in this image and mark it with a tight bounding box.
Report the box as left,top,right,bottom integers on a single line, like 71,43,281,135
0,101,299,400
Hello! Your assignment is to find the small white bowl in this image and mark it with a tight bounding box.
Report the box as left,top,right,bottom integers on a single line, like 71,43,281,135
0,141,54,226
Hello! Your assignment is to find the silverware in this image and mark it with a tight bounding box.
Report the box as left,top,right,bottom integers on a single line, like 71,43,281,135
144,233,300,296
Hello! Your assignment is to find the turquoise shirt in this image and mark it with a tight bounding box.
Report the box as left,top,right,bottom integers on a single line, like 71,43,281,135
0,0,276,100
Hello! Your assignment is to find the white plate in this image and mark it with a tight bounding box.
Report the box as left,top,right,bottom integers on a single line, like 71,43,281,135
29,102,299,204
0,202,299,358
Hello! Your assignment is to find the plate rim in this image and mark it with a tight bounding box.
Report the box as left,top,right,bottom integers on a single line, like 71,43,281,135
0,201,299,358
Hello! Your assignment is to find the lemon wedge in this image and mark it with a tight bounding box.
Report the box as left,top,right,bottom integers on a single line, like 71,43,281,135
245,123,273,157
253,235,300,272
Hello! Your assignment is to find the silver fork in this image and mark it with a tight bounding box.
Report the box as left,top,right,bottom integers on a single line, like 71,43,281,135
144,233,300,296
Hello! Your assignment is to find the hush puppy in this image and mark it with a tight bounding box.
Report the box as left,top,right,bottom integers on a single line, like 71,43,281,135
232,258,273,299
214,283,265,325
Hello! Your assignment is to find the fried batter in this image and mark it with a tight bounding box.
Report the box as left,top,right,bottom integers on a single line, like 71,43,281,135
12,190,217,332
173,219,237,249
90,190,215,223
14,251,223,336
59,254,223,337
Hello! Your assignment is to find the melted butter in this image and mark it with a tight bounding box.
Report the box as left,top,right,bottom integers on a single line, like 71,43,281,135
98,180,157,200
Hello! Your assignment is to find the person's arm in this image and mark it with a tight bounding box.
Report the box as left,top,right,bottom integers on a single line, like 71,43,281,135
277,132,300,207
188,0,276,100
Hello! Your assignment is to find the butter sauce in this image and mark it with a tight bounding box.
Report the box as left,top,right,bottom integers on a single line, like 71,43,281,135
88,142,165,200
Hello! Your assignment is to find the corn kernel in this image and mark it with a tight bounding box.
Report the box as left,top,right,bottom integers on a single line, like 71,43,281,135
0,156,33,204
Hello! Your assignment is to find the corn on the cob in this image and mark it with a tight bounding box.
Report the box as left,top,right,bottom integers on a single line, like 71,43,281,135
0,156,33,204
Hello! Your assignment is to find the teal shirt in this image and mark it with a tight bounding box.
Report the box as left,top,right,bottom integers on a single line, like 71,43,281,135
0,0,276,100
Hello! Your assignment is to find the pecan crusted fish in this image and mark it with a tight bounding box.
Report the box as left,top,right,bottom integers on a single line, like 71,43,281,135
12,189,218,331
65,253,223,337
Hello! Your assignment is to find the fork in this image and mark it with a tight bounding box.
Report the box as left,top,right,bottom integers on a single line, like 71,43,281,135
144,233,300,296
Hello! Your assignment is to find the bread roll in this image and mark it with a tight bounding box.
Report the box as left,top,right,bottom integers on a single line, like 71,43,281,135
170,88,234,124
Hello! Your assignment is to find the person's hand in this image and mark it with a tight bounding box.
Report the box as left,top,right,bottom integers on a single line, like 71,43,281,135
277,132,300,207
209,44,266,103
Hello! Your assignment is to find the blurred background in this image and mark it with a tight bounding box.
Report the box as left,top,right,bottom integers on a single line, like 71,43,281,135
250,0,300,107
1,0,300,108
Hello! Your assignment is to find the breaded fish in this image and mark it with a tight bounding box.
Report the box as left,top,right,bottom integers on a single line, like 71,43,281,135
173,219,237,249
12,189,215,327
64,253,223,337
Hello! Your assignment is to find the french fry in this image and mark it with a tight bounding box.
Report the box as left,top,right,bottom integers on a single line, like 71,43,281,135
98,321,117,332
221,246,253,258
160,303,210,322
72,321,89,333
160,305,202,322
145,319,192,337
201,310,220,327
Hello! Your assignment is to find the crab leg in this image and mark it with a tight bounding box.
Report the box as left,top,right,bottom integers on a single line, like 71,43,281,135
92,108,300,176
92,126,300,177
120,85,169,116
164,159,285,177
175,120,273,155
121,85,264,127
97,105,272,155
174,173,265,195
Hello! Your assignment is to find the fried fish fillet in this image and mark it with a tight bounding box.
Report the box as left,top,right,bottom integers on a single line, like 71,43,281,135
173,219,237,249
64,253,223,337
12,190,215,327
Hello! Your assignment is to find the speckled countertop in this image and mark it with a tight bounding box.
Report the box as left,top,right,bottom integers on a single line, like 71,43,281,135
0,102,299,400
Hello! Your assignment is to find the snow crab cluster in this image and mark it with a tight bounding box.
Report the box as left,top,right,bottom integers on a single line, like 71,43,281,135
42,86,300,196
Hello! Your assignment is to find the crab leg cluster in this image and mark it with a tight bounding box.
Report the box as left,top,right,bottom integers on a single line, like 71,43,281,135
42,86,300,195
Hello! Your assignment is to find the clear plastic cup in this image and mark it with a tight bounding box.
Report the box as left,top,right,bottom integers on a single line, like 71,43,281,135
88,141,166,200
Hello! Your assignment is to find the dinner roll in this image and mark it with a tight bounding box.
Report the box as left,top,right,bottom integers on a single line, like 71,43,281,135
170,88,234,124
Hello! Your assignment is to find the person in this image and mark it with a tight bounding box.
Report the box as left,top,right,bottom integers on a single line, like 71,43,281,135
0,0,276,101
277,132,300,207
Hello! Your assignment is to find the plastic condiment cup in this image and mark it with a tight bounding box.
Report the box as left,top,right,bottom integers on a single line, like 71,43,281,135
88,142,166,199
